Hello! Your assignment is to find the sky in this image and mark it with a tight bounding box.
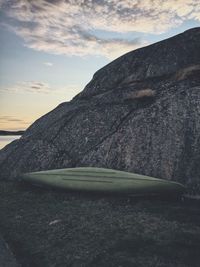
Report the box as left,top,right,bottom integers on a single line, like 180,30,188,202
0,0,200,131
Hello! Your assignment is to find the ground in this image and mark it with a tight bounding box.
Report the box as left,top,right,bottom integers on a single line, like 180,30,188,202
0,181,200,267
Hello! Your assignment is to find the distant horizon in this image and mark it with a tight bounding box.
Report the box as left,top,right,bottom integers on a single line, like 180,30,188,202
0,129,25,133
0,0,200,131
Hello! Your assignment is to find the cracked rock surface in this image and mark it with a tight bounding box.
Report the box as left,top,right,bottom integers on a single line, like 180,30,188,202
0,28,200,193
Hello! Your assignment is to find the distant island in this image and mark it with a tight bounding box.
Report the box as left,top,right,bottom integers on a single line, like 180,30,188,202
0,130,25,136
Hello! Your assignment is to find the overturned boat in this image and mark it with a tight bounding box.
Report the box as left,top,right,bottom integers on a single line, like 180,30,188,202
21,167,185,195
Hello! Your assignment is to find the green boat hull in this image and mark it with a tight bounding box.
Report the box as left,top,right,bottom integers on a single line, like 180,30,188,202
21,167,185,195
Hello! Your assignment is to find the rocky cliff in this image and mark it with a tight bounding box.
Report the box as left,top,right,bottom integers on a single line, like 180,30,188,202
0,28,200,193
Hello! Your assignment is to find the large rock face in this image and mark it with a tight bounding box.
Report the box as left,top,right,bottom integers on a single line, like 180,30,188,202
0,28,200,193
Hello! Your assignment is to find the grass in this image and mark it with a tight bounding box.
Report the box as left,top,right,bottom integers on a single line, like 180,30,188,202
0,180,200,267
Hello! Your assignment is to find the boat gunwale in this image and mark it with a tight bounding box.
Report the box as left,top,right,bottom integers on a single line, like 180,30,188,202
23,172,184,187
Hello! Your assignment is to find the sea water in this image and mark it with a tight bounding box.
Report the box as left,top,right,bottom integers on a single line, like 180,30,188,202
0,136,21,150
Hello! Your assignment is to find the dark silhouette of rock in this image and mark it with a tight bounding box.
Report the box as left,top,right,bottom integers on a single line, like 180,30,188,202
0,27,200,193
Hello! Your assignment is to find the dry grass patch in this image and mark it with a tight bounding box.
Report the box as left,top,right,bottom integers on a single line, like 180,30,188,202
175,65,200,80
124,89,155,101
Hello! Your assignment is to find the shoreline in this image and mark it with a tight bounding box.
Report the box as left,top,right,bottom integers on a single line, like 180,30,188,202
0,130,25,136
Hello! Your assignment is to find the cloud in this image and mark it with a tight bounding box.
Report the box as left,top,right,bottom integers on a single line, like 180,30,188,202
0,0,199,59
0,81,52,94
0,81,82,100
44,62,53,67
0,115,31,130
0,116,25,123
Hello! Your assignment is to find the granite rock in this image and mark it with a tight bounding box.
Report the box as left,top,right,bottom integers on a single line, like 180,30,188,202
0,28,200,193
